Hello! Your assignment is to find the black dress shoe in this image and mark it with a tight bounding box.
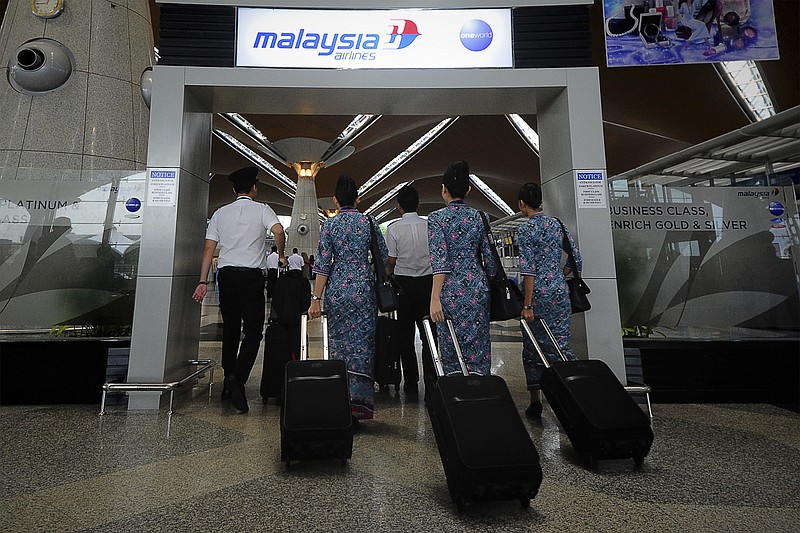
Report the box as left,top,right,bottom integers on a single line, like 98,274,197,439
351,416,360,430
231,385,249,413
525,401,543,419
221,376,235,401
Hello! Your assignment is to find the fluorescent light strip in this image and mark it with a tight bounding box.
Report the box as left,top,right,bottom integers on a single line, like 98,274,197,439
374,208,395,223
506,114,540,155
219,113,289,164
213,130,297,194
469,174,515,217
718,61,776,121
321,114,381,164
358,117,458,198
364,181,411,216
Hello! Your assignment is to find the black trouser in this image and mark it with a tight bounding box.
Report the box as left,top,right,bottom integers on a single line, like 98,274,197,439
394,274,437,386
266,268,278,298
217,267,266,386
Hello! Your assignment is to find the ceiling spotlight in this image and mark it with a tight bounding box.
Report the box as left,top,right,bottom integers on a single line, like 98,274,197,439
292,160,322,179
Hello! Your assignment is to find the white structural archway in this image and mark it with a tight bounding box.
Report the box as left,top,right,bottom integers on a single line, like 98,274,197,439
127,66,623,409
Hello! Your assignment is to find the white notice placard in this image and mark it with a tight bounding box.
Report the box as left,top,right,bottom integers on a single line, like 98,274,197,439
575,170,607,209
147,168,178,207
236,8,512,69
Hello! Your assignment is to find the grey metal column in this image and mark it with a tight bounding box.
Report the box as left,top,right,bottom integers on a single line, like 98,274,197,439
127,66,212,409
537,68,626,382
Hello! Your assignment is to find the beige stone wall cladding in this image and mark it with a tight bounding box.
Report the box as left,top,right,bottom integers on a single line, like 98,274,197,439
0,0,154,180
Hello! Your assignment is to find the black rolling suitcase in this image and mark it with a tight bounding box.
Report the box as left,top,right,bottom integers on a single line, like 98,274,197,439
260,319,300,404
422,318,542,511
280,313,353,467
271,274,311,327
521,318,654,468
375,313,401,392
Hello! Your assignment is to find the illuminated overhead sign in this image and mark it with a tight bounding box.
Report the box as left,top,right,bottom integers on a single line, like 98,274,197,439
236,8,512,69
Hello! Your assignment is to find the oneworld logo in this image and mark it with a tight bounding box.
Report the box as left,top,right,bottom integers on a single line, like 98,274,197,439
460,19,493,51
125,198,141,213
252,20,420,59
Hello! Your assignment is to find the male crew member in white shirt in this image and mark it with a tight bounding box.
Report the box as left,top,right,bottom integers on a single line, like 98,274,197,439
286,248,304,278
386,185,436,395
265,245,280,298
192,167,285,413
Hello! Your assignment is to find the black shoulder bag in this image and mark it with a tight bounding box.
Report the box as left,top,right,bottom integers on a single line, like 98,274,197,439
479,212,523,321
554,218,591,314
369,218,400,313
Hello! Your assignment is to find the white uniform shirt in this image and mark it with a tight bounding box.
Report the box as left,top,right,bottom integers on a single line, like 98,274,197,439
205,196,280,270
386,212,433,277
287,253,304,270
266,252,280,270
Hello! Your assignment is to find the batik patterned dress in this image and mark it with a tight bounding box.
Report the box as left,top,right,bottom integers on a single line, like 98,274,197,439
312,208,388,420
427,201,497,376
517,212,583,389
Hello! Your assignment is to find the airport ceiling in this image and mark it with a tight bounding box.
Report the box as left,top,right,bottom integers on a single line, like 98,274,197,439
2,1,797,220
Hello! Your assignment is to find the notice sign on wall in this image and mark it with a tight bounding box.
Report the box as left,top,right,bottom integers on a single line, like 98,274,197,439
147,168,178,207
236,8,512,69
576,170,608,208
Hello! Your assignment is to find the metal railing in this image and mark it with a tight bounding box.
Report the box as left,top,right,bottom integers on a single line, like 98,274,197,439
99,359,216,416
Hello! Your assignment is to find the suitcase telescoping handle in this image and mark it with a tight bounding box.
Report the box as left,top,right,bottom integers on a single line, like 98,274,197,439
519,317,569,368
300,312,329,361
422,316,469,377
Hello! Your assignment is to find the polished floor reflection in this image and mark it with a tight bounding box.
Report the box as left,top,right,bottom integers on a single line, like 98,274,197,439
1,304,798,532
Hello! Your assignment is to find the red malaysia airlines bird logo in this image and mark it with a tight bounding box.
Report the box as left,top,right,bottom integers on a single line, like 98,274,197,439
386,19,421,49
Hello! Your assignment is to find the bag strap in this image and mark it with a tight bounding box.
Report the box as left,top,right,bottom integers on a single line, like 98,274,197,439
478,211,508,280
554,217,581,279
368,217,389,283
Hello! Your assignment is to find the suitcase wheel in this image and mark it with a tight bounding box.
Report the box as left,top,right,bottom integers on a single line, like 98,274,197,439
632,450,645,467
449,490,467,513
455,495,466,513
583,452,598,469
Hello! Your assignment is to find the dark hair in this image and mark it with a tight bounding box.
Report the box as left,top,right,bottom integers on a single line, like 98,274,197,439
396,185,419,213
443,160,470,199
518,182,542,210
335,174,358,207
292,248,298,254
271,245,277,252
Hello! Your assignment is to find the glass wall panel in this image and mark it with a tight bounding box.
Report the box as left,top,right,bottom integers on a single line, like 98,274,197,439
0,170,145,335
610,185,799,339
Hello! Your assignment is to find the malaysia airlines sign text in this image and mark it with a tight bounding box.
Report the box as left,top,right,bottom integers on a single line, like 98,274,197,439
236,9,512,69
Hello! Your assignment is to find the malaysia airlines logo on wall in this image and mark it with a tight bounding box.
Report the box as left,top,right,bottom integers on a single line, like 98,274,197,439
386,19,421,50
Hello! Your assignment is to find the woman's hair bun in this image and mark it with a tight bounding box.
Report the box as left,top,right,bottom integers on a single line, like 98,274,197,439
443,160,470,198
